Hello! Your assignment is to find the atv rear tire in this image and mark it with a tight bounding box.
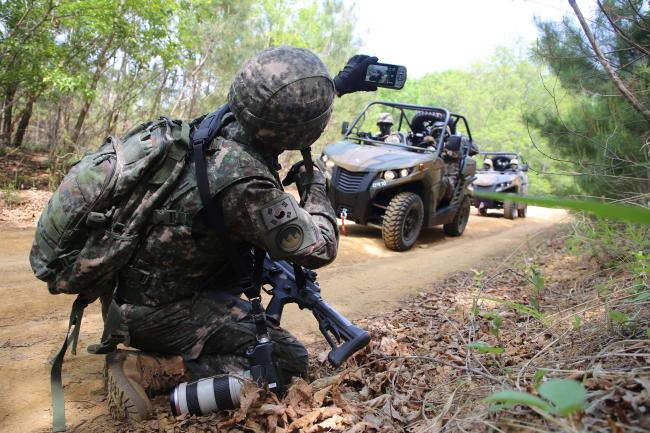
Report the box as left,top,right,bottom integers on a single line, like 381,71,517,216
444,197,471,236
517,204,527,218
382,192,424,251
503,200,517,220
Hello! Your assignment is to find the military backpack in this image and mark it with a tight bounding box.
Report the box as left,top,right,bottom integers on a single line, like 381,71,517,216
29,117,190,432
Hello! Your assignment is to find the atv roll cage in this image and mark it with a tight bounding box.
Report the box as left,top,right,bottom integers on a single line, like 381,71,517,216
343,101,473,159
478,152,528,172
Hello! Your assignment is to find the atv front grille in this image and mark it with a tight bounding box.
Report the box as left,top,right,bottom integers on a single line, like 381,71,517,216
335,168,367,193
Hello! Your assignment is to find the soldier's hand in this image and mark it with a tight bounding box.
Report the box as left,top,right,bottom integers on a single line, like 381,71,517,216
282,160,306,187
333,55,379,96
282,160,326,198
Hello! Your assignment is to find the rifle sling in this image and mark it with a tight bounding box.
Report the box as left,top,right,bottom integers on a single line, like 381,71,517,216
192,104,263,300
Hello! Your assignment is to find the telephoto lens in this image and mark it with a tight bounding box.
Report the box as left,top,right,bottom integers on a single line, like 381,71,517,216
170,374,249,416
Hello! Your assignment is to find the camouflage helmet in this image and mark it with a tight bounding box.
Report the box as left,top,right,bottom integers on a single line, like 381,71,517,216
376,112,394,125
228,46,335,151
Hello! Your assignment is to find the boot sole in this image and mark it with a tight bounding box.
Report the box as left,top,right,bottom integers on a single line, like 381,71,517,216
106,352,153,422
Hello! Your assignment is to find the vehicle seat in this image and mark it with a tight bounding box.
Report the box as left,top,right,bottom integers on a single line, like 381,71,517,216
494,157,510,171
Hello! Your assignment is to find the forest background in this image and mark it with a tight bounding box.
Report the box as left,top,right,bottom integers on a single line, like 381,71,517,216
0,0,648,200
0,2,649,430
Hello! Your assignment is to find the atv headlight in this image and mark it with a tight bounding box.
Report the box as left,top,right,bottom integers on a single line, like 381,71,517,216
399,168,409,177
325,160,335,169
321,154,329,162
383,170,397,181
495,181,511,191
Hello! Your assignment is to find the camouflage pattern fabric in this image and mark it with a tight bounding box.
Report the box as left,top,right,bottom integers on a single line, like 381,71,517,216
116,121,337,375
119,289,308,381
376,112,394,125
228,46,335,151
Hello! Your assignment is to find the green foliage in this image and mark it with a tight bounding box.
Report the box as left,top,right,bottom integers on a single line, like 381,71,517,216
1,183,19,208
533,370,546,388
538,380,588,416
528,1,650,199
480,311,503,337
467,341,504,354
529,267,545,309
572,315,583,331
486,379,587,416
608,310,632,326
486,390,553,413
484,296,548,326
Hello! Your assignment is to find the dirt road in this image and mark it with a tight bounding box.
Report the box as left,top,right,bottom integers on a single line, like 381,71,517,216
0,207,566,433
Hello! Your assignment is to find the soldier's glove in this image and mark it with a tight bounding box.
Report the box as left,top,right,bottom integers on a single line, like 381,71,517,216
282,160,327,201
333,55,379,96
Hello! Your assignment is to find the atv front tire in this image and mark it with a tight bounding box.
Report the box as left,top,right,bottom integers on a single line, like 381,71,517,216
382,192,424,251
444,197,471,236
503,200,517,220
517,204,527,218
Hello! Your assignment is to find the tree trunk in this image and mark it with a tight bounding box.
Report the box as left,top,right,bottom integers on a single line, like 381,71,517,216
12,96,34,147
105,51,127,136
71,32,116,146
1,84,17,147
49,104,64,159
150,69,169,117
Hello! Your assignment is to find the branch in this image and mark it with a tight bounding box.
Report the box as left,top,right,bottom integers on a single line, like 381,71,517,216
569,0,650,125
597,0,650,57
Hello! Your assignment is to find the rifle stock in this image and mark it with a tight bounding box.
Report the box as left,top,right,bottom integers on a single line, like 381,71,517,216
262,256,370,367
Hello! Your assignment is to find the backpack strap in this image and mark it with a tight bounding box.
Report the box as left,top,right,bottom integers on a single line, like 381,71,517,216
51,296,88,432
192,104,263,299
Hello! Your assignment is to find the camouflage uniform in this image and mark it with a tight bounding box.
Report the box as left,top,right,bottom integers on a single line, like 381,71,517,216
116,47,338,382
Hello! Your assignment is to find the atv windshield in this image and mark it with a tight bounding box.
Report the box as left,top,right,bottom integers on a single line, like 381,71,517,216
342,101,472,158
478,152,523,173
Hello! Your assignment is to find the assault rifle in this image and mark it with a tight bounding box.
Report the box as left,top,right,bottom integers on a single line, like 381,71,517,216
261,255,370,367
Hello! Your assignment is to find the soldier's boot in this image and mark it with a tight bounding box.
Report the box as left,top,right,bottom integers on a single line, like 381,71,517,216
105,350,188,421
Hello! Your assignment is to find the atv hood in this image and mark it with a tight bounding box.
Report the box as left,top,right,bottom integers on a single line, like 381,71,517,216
323,140,433,172
473,172,517,187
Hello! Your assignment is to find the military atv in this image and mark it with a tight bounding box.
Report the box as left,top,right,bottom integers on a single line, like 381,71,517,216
470,152,529,219
319,101,478,251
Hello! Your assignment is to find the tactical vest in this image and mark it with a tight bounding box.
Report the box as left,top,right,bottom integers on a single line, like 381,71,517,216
116,137,279,306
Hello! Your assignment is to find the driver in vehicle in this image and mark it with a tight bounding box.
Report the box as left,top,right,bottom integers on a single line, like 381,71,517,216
373,113,402,144
483,159,494,171
510,158,519,170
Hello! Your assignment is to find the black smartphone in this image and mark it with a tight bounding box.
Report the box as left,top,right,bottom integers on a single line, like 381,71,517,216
363,62,407,90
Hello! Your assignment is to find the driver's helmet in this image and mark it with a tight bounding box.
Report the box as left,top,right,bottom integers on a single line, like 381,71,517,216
483,159,493,170
510,158,519,170
376,112,394,126
228,46,335,151
431,121,451,141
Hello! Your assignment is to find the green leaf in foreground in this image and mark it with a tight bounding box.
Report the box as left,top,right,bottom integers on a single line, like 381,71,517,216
485,380,586,416
467,341,504,354
538,380,587,416
608,310,630,324
485,390,553,413
483,297,548,325
471,193,650,227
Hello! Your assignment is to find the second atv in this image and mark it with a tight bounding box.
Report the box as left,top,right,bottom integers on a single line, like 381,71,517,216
319,101,478,251
470,152,529,219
